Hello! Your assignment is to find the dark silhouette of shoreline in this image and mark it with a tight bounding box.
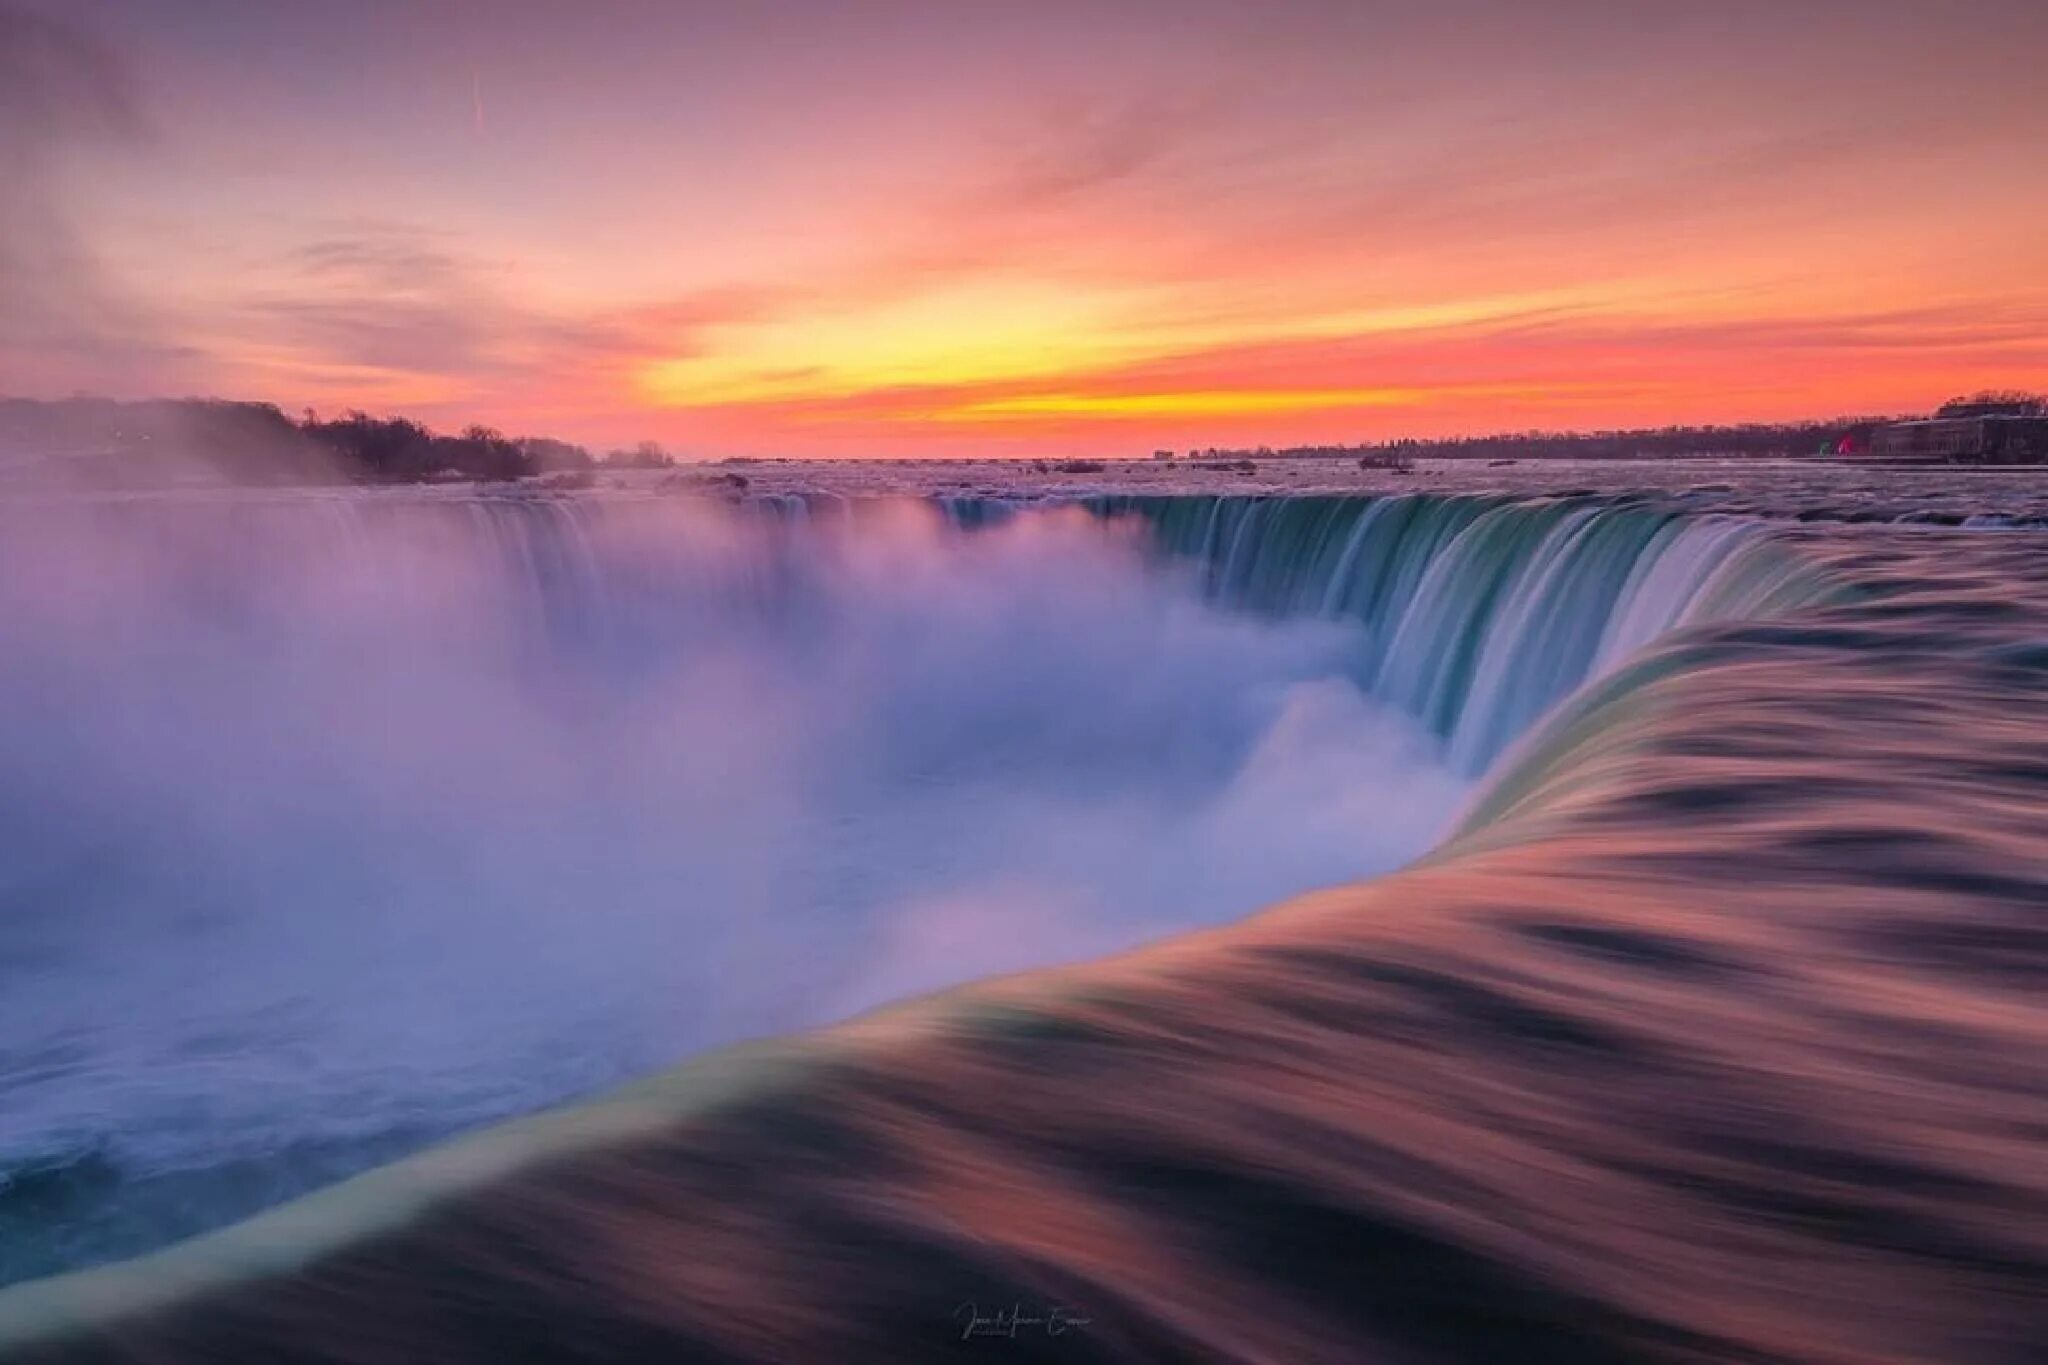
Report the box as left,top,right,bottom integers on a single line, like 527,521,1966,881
4,391,2041,487
0,396,635,487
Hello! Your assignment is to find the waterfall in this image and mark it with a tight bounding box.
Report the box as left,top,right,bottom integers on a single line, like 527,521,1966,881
128,487,1832,777
1081,493,1839,772
0,484,1860,1301
16,488,1837,782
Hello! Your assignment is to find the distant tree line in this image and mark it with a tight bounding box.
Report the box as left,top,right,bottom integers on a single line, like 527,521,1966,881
1167,417,1909,464
0,396,678,487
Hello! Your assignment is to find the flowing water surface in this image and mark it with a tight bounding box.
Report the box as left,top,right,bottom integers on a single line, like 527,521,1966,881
1,478,2044,1363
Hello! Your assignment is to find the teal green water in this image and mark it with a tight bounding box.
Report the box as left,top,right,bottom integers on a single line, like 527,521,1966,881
1084,493,1840,770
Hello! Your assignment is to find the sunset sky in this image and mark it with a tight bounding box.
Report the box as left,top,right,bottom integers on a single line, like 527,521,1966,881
6,0,2046,457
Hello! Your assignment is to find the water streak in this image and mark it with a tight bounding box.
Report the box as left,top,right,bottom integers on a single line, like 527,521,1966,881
1083,493,1838,769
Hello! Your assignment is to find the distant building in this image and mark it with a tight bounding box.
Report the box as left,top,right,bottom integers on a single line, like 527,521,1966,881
1868,415,2048,465
1934,395,2044,420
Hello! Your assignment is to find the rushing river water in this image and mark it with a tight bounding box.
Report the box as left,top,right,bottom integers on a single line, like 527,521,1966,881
1,472,2045,1363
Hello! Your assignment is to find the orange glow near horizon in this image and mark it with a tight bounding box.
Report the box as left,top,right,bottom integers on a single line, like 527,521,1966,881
6,1,2045,456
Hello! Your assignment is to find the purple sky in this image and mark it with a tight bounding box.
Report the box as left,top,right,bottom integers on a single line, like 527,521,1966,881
6,0,2046,454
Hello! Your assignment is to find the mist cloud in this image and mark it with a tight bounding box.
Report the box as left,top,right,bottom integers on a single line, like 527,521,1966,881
0,498,1466,1262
